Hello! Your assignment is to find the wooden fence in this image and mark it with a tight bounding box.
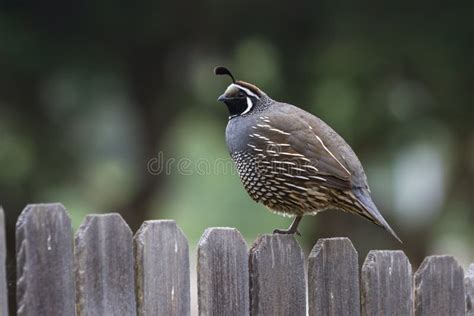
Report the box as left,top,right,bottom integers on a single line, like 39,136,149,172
0,203,474,315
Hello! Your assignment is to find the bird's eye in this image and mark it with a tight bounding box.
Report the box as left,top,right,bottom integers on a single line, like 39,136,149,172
238,91,246,98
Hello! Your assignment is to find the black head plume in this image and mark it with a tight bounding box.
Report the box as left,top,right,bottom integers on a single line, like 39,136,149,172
214,66,235,83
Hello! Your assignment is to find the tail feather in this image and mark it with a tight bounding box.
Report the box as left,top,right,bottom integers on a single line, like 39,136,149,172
352,188,402,243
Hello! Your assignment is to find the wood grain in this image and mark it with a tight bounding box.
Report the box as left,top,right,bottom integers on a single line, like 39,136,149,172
465,264,474,315
361,250,413,316
16,203,75,315
135,220,190,316
249,234,306,316
198,227,249,316
414,255,465,316
308,237,360,316
75,213,136,315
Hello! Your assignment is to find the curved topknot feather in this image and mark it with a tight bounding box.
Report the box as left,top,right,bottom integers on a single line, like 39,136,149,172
214,66,236,83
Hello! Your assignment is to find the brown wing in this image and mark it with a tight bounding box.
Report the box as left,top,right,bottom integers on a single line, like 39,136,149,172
247,104,361,191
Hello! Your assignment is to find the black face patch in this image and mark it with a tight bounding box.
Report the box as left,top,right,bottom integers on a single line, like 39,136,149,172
223,97,250,118
218,84,258,119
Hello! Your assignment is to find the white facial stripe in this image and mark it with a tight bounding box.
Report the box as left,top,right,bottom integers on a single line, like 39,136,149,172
230,83,260,99
241,97,253,115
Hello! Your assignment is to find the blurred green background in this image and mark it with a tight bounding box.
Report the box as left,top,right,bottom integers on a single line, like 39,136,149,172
0,0,473,309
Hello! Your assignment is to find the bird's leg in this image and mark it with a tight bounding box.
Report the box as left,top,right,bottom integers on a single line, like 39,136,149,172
273,216,303,236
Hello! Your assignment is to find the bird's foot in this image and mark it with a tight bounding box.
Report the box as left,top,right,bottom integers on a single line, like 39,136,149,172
273,228,302,236
273,215,303,236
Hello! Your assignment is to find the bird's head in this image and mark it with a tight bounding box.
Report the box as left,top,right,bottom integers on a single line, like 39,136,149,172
215,66,268,119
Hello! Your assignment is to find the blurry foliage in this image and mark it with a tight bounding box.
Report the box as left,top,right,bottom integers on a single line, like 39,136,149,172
155,112,289,243
0,3,473,308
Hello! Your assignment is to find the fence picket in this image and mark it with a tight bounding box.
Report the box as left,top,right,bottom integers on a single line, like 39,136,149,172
414,255,465,316
16,203,75,315
465,264,474,315
198,227,249,316
0,207,8,316
75,213,136,315
249,234,306,316
308,237,360,316
361,250,413,315
134,220,190,316
8,203,474,315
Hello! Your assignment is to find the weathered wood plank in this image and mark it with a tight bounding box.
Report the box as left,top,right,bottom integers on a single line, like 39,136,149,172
0,207,8,316
198,227,249,316
465,264,474,315
134,220,190,316
16,203,75,315
249,234,306,316
75,213,136,315
361,250,413,316
414,255,465,316
308,237,360,316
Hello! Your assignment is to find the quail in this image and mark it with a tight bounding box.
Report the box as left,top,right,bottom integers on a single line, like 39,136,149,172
215,66,401,242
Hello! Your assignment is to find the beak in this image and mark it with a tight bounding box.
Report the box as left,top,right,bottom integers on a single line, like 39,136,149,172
217,94,227,102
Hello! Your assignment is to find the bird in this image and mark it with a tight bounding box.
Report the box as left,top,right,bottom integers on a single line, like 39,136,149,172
214,66,401,243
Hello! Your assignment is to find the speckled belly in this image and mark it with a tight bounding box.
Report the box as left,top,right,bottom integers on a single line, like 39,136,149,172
231,151,331,216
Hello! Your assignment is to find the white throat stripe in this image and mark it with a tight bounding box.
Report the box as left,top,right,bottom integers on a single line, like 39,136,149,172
242,97,253,115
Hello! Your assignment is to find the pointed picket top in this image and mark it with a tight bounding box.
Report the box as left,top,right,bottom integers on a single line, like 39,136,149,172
308,237,360,316
135,220,190,316
16,203,75,315
361,250,413,315
198,227,249,316
75,213,136,315
249,234,306,316
414,255,465,316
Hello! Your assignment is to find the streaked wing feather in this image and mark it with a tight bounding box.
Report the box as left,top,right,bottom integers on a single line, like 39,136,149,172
249,111,354,190
287,127,352,189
